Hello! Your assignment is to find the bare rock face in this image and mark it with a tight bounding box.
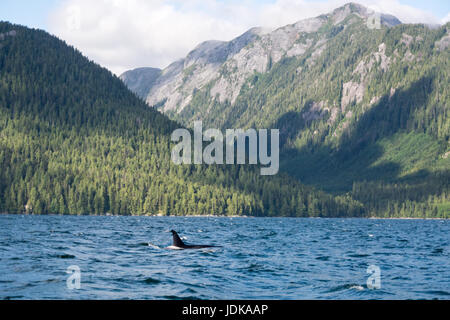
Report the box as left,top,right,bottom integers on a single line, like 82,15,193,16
119,67,161,100
209,17,329,105
120,3,401,115
331,2,400,27
343,41,395,112
145,27,265,111
341,81,365,112
435,29,450,51
401,33,413,46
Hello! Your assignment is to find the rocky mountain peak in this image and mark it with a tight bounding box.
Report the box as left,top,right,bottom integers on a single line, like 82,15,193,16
121,3,403,111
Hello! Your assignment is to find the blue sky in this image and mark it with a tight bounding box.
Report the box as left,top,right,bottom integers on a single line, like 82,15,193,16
0,0,60,29
1,0,449,30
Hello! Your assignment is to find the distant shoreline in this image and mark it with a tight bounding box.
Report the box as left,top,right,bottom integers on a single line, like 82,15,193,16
0,213,447,219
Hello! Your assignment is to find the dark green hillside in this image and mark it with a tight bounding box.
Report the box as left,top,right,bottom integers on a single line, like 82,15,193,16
0,22,363,217
169,17,450,217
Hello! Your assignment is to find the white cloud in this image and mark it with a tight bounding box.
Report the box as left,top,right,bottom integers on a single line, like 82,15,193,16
48,0,443,75
442,12,450,24
361,0,440,25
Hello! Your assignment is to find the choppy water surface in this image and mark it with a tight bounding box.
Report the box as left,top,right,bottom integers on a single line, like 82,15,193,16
0,215,448,299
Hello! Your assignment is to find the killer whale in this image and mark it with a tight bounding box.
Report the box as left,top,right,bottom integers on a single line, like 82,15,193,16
168,230,221,250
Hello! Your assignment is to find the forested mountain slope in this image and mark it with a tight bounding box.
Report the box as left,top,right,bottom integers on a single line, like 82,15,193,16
121,3,449,218
0,22,364,217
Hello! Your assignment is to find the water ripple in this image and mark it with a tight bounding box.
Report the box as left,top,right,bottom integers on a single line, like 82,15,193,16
0,216,448,300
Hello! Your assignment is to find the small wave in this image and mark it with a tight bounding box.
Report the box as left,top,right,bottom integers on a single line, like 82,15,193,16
54,254,75,259
349,285,365,291
295,269,311,273
142,277,162,285
3,296,24,300
316,256,330,261
162,295,202,300
147,242,162,250
327,283,365,293
431,248,444,255
241,263,264,273
348,253,370,258
422,290,450,296
261,231,277,239
0,280,14,284
392,276,411,281
182,288,198,294
242,263,276,274
373,251,390,255
199,248,221,254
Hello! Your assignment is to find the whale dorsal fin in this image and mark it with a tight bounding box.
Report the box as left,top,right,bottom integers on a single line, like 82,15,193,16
170,230,185,247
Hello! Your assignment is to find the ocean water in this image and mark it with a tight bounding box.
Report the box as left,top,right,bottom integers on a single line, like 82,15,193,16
0,215,449,300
